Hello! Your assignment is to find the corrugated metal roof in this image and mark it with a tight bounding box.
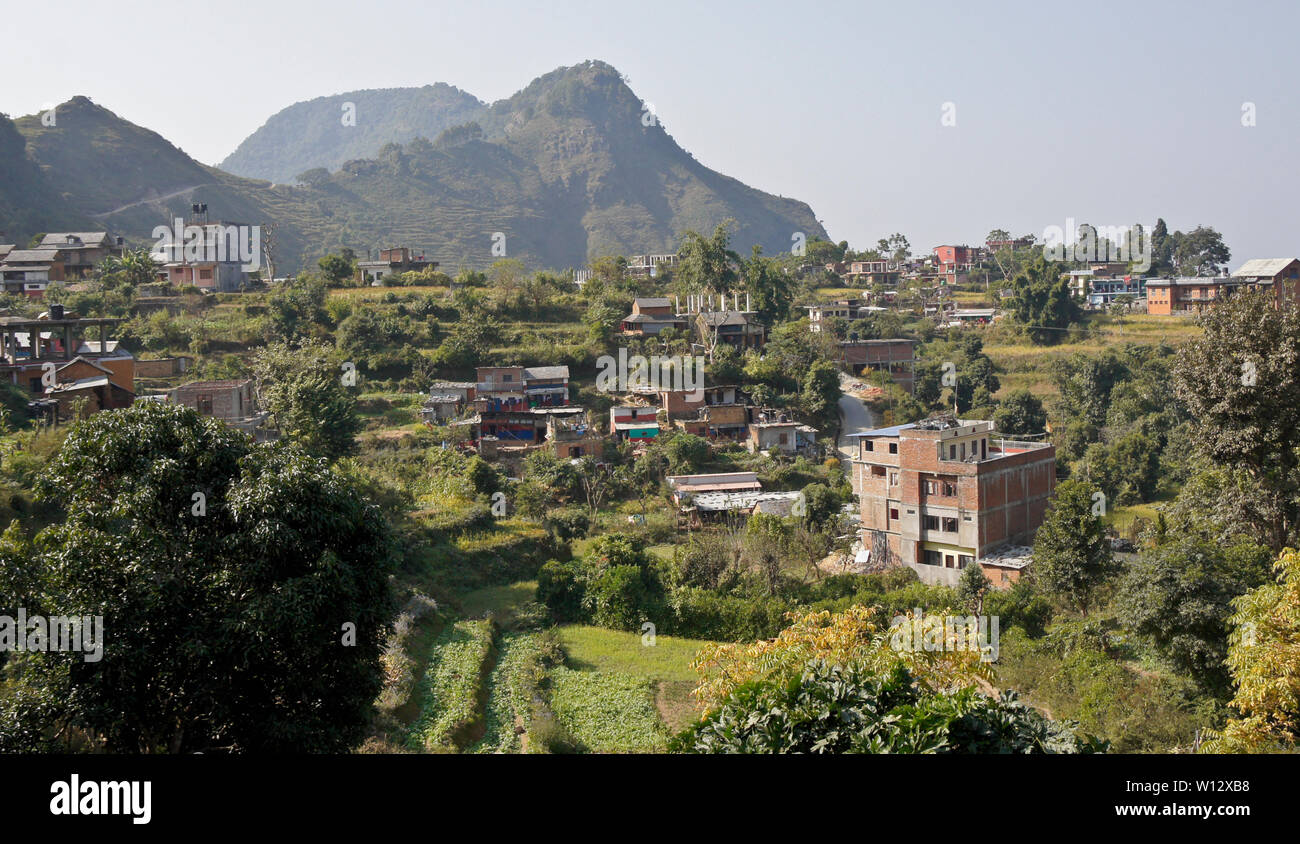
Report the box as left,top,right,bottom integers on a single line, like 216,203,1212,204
1232,258,1299,278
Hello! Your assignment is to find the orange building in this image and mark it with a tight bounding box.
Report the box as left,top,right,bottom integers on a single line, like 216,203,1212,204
1146,258,1300,315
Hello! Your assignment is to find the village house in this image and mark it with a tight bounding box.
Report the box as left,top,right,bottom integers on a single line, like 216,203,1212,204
695,309,766,351
666,471,763,504
678,489,806,528
806,301,890,333
356,246,438,285
609,405,659,443
152,219,260,292
660,384,748,421
676,401,750,442
169,378,272,438
746,409,818,456
1232,258,1300,306
620,297,688,336
0,312,134,416
1145,275,1240,315
941,308,998,328
419,380,476,423
0,248,66,296
37,232,123,279
838,338,917,393
548,412,604,459
842,260,901,286
849,415,1055,588
463,365,578,448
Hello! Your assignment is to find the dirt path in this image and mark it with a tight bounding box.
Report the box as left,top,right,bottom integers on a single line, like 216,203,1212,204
91,183,213,217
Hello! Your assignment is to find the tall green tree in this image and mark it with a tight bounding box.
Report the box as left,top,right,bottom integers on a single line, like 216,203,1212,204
0,402,394,753
1032,479,1117,616
1173,290,1300,552
678,221,740,295
253,340,362,461
1007,255,1081,344
1118,538,1271,695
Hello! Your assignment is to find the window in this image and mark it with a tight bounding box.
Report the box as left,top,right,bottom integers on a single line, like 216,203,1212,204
196,394,214,416
958,555,974,569
864,440,874,452
503,374,514,382
942,481,957,496
942,517,958,532
923,480,937,495
923,514,940,531
888,442,898,454
960,442,966,459
922,550,942,566
889,472,898,486
945,554,956,568
889,507,899,521
949,444,957,459
871,466,885,477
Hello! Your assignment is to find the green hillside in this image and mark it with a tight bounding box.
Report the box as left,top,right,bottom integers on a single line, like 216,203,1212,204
1,61,828,273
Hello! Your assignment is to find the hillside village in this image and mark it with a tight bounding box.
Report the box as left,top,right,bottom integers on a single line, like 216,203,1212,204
4,194,1299,758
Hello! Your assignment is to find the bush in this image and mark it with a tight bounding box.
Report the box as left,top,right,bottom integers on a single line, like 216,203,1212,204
537,559,586,622
673,659,1106,754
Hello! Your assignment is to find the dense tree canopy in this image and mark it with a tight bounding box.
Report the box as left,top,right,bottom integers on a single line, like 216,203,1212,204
0,402,395,753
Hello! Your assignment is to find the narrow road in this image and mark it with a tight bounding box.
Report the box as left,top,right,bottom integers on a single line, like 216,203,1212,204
836,373,879,463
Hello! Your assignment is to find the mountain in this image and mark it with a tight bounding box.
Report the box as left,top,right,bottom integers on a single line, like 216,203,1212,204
219,84,487,184
2,62,828,273
0,111,92,246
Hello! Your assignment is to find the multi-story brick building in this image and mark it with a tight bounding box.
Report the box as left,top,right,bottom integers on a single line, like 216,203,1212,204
849,415,1055,587
1146,258,1300,315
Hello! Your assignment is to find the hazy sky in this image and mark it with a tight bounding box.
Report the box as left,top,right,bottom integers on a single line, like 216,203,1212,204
3,0,1296,261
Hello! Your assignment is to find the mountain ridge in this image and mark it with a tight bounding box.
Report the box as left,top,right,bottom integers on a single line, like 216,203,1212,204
2,61,828,272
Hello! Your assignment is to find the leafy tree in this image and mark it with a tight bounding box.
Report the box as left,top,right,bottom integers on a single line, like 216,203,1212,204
1118,538,1271,695
678,221,740,295
1173,290,1300,552
317,253,358,286
1079,430,1161,506
253,340,362,461
1203,549,1300,753
1051,348,1130,427
674,660,1104,754
582,301,622,347
1031,479,1117,616
956,562,991,614
0,402,394,753
1006,255,1081,344
689,606,992,712
993,389,1047,436
266,275,329,340
1172,225,1230,276
96,247,159,288
743,245,793,324
876,233,911,263
799,359,842,433
660,431,709,474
